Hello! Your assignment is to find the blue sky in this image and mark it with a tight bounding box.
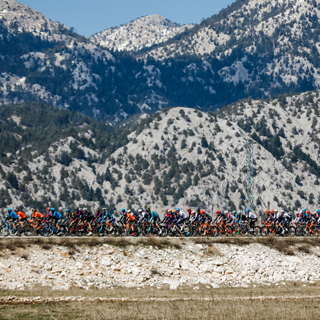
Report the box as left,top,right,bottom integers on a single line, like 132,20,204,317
18,0,236,36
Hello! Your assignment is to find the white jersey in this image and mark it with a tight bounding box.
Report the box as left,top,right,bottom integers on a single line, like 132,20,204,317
179,211,187,219
247,212,257,219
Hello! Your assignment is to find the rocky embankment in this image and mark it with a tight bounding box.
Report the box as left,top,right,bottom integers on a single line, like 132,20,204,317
0,238,320,291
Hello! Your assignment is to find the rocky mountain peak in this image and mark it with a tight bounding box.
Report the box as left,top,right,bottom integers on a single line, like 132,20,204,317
90,14,193,52
0,0,72,41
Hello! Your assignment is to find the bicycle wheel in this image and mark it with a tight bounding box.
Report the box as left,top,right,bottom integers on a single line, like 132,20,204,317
1,226,9,237
253,227,261,237
24,224,34,236
212,227,220,237
261,227,269,237
42,227,53,237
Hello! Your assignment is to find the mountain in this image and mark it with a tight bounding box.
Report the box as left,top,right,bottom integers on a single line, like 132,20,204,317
1,91,319,216
143,0,320,59
0,0,82,42
90,14,193,52
1,0,320,122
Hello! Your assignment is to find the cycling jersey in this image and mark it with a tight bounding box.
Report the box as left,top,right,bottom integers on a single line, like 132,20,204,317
50,211,62,219
104,212,113,220
220,213,228,221
179,211,187,219
228,214,236,224
127,214,136,221
66,212,75,219
7,211,18,220
84,211,94,222
138,211,149,221
247,212,257,219
16,211,26,219
150,211,159,221
32,212,43,219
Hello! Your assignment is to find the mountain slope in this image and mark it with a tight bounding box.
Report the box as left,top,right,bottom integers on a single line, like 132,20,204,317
1,92,320,217
90,14,193,52
0,0,82,42
143,0,320,59
2,0,320,121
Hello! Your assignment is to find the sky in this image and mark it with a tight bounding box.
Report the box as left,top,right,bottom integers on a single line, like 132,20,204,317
18,0,236,37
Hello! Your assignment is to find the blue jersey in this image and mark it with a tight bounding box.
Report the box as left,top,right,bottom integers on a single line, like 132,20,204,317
50,211,61,219
150,211,159,221
7,211,18,219
104,212,113,220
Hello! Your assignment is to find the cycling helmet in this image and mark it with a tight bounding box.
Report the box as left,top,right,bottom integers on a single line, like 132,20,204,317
317,209,320,214
146,208,151,212
302,209,307,212
121,208,126,212
102,208,107,211
46,207,50,211
232,210,236,214
265,210,270,214
281,210,285,213
127,209,131,213
216,210,221,214
224,211,228,214
187,208,191,212
7,208,12,212
200,210,205,214
83,208,87,211
50,208,55,211
176,208,180,212
237,211,242,214
66,209,70,212
138,209,143,213
168,210,173,214
307,210,311,214
270,209,274,213
245,209,249,213
274,209,278,212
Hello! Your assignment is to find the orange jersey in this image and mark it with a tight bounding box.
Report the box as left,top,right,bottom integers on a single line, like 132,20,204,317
16,211,26,219
32,212,43,219
127,214,136,221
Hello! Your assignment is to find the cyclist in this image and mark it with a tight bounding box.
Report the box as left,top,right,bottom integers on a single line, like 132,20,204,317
63,209,74,225
49,208,61,234
82,208,93,236
245,209,257,229
175,208,187,231
305,210,316,233
162,209,173,225
15,208,27,226
94,208,103,224
199,210,212,233
6,208,18,231
119,208,127,225
227,212,236,228
31,208,43,231
138,209,149,228
187,207,193,217
124,210,136,235
45,207,51,218
103,209,115,229
147,208,161,232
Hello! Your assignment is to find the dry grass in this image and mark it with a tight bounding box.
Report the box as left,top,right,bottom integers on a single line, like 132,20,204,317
2,299,320,320
1,283,320,319
1,236,320,256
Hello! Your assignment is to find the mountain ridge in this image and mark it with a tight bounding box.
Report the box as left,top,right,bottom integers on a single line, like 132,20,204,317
90,14,194,52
